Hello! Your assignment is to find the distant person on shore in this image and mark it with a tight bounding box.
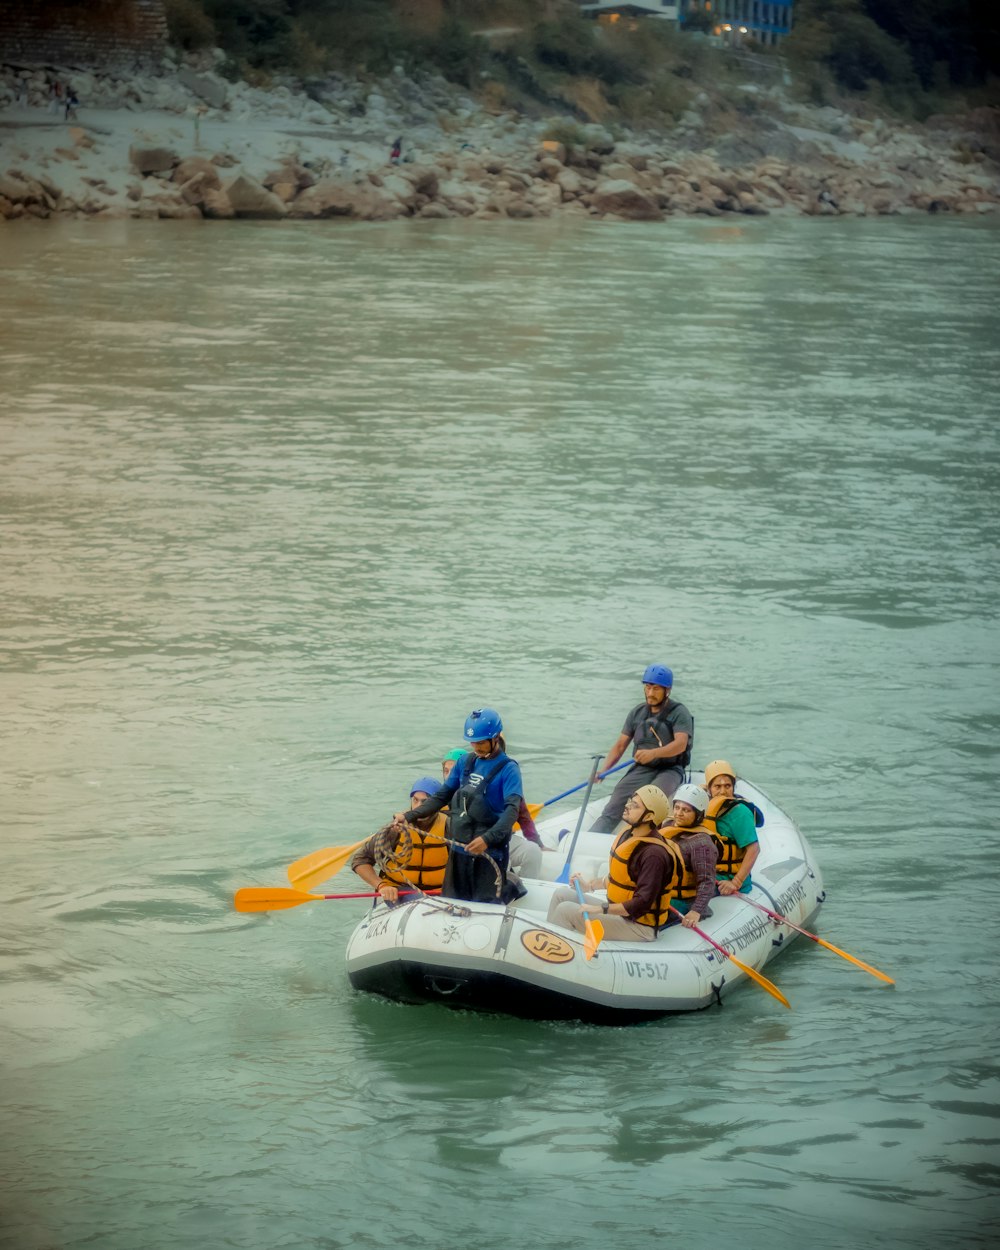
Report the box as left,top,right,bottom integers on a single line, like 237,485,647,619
547,784,678,942
64,89,79,122
589,665,694,833
390,136,402,164
48,80,63,114
396,708,524,904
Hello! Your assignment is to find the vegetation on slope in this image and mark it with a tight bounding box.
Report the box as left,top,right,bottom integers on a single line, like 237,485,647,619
164,0,999,123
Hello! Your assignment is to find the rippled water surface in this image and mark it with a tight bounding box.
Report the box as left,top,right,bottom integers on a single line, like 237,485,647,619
2,216,999,1250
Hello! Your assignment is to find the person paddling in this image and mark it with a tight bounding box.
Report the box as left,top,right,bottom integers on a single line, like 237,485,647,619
656,784,718,928
547,785,678,942
396,708,524,904
701,759,761,897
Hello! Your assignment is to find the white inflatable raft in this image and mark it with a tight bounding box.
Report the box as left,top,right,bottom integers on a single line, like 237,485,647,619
344,777,824,1022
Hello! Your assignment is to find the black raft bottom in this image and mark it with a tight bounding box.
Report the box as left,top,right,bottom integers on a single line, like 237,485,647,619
348,960,693,1026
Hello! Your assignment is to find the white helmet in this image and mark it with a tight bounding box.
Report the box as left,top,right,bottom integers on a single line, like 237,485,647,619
672,783,708,816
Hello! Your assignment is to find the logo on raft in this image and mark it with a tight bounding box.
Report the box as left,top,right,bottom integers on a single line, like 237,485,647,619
520,929,575,964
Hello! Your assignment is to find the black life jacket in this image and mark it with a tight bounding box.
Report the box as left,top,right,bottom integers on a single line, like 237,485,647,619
450,753,514,847
633,705,693,769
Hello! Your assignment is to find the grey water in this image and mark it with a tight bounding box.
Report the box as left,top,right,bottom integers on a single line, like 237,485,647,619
1,214,998,1250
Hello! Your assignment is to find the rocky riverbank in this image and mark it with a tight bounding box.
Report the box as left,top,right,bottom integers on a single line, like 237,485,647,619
1,57,998,224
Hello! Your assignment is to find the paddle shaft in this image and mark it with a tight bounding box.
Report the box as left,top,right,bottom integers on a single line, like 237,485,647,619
288,760,636,891
557,755,604,884
735,894,895,984
542,758,632,809
235,885,440,913
668,906,790,1009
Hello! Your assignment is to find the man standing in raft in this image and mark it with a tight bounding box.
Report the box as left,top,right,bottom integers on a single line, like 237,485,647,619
547,785,679,942
589,664,694,833
397,708,524,904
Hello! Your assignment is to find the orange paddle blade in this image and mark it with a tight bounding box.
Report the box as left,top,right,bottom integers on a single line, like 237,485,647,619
287,840,366,891
583,915,604,961
235,886,319,913
724,950,791,1009
737,895,894,985
813,935,895,985
674,905,791,1010
525,802,544,818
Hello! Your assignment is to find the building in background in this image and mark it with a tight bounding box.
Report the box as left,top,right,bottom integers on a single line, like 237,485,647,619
0,0,167,69
578,2,681,25
680,0,793,46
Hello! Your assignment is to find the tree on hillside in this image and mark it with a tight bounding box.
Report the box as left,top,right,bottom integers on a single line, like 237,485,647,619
790,0,998,93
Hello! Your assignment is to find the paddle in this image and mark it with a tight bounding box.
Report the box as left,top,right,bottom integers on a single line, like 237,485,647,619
235,886,439,913
524,758,633,818
735,894,895,985
556,755,604,885
668,905,790,1009
287,760,634,892
287,839,368,892
573,877,604,961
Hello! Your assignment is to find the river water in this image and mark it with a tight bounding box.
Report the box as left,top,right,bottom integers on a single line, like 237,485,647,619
1,215,998,1250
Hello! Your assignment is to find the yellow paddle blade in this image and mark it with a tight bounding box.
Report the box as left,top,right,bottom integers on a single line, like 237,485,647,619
583,915,604,961
525,802,544,818
287,840,366,891
235,886,319,913
814,935,895,985
726,951,791,1009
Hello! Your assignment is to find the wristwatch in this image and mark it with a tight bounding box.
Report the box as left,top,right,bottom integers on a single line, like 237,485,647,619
602,903,609,914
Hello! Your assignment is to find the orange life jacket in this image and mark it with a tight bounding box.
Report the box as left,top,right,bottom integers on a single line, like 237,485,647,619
606,828,685,930
382,813,449,891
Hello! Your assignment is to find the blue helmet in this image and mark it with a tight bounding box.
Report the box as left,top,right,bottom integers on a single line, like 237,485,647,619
463,707,503,742
410,776,441,799
642,664,673,688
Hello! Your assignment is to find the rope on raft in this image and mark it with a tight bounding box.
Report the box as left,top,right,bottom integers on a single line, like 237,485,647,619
371,819,504,903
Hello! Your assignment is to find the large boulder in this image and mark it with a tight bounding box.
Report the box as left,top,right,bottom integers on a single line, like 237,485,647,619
178,68,228,111
201,188,235,219
590,179,663,221
380,172,420,211
601,162,639,183
130,146,180,176
224,174,288,219
0,173,32,204
261,161,316,192
556,167,583,198
537,156,564,181
172,158,222,191
289,178,402,220
404,165,441,199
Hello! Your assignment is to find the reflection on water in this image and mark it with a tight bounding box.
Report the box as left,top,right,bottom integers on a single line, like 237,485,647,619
1,216,999,1250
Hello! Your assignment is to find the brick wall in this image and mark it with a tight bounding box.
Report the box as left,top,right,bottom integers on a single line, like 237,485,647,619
0,0,167,70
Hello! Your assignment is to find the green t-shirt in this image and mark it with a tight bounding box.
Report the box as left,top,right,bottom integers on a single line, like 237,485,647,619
716,802,758,892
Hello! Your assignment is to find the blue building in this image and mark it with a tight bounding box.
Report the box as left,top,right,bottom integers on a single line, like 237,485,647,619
682,0,793,46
